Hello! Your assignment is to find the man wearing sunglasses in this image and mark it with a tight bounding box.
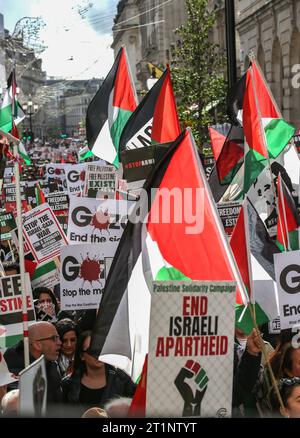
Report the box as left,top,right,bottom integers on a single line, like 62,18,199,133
4,322,64,415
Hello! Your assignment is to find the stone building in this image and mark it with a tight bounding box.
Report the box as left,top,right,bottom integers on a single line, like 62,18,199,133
236,0,300,126
112,0,187,94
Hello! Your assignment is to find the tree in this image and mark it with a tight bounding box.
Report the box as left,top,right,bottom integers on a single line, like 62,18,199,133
171,0,227,150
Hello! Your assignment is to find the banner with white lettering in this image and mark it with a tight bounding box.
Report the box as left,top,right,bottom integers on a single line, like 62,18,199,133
60,243,115,311
217,202,242,236
67,197,132,245
22,203,68,264
45,192,69,213
146,281,236,418
274,250,300,329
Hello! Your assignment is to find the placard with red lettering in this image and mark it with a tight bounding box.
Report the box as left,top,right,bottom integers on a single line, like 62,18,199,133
146,281,236,418
22,203,68,264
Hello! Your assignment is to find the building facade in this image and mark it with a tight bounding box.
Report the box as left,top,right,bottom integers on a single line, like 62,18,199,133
237,0,300,126
112,0,187,94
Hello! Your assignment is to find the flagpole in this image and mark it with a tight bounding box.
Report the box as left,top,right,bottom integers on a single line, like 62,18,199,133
248,55,287,252
189,129,285,412
189,128,249,306
13,141,30,368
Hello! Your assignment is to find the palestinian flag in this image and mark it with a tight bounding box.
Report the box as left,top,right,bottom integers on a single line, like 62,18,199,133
0,70,25,133
216,125,244,185
231,198,276,334
78,145,94,162
276,173,299,251
247,198,281,281
228,61,295,193
35,182,46,206
118,68,180,155
90,129,247,368
86,47,137,167
208,123,231,161
11,124,31,165
127,354,148,418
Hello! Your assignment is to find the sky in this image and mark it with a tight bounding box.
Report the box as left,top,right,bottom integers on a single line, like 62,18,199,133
0,0,119,79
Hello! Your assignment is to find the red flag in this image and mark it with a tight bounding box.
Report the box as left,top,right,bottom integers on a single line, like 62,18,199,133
243,62,279,158
127,355,148,418
151,67,181,144
230,202,251,305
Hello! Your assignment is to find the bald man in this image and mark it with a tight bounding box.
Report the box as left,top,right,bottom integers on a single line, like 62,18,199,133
4,322,64,414
1,389,19,417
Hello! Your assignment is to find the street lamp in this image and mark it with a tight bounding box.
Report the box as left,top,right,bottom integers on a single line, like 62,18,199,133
23,100,38,143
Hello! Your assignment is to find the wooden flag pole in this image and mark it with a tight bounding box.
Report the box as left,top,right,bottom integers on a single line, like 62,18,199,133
13,141,30,368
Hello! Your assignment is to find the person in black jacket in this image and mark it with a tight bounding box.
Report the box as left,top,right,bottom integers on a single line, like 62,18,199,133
232,328,263,417
4,321,64,416
62,330,136,417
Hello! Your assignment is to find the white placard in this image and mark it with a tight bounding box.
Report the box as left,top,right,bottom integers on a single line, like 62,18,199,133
146,281,236,418
274,250,300,329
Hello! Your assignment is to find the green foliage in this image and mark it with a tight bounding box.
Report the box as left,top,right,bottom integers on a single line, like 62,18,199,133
170,0,227,150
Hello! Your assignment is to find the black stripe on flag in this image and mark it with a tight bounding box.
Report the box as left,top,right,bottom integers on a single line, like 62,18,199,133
118,69,169,156
247,198,280,280
0,310,35,326
86,47,123,151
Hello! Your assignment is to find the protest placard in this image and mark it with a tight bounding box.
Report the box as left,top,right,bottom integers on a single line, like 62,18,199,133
274,250,300,329
84,164,117,199
146,281,236,418
65,163,86,196
67,197,132,245
60,243,115,310
19,355,47,417
217,201,242,236
45,192,69,213
22,203,68,264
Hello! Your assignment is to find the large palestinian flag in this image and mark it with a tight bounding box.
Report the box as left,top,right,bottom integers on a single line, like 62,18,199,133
227,61,295,193
90,129,247,370
86,47,137,167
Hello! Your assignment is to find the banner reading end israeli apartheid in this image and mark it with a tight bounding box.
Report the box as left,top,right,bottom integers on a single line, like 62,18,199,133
146,281,236,418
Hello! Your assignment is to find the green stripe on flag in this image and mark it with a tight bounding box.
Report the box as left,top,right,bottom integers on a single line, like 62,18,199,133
110,108,133,167
265,119,295,159
0,104,12,133
32,260,56,280
79,149,94,161
155,266,191,281
0,333,23,349
235,303,270,335
244,148,267,193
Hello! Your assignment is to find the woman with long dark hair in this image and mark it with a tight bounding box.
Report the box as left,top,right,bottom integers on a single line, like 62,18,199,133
62,331,136,416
